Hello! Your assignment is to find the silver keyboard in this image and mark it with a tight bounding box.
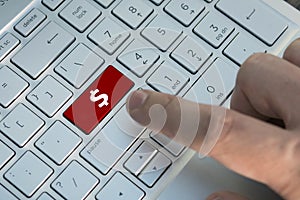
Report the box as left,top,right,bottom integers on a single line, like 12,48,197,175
0,0,299,199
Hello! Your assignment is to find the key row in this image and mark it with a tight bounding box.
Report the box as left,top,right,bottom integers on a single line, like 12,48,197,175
1,31,259,116
0,98,183,163
7,6,272,82
163,0,288,46
59,0,154,32
2,150,144,199
1,57,236,131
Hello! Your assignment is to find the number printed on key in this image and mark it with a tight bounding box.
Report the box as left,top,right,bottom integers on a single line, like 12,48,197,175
112,0,153,29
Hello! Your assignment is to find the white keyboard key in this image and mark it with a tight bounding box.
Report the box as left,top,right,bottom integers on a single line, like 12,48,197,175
147,61,189,95
94,0,115,8
81,106,144,174
0,33,20,61
139,152,171,187
164,0,205,26
150,132,185,156
149,0,164,6
89,18,130,55
15,8,46,37
142,15,183,52
42,0,64,11
52,161,98,199
27,76,72,117
124,142,158,175
81,131,128,174
216,0,288,46
118,39,159,77
224,33,268,65
194,12,234,48
113,0,153,29
0,184,18,200
0,140,14,169
12,21,75,79
60,0,101,32
4,151,53,197
55,43,104,88
185,58,238,105
0,104,44,147
37,192,55,200
171,36,212,74
96,172,145,200
36,121,82,165
0,65,28,108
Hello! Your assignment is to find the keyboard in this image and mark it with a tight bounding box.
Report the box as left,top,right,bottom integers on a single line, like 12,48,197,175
0,0,298,199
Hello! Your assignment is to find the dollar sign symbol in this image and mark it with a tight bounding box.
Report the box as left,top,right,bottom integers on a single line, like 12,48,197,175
90,89,109,108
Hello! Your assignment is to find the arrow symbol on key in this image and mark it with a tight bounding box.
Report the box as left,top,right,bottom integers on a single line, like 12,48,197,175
47,33,59,44
246,9,256,20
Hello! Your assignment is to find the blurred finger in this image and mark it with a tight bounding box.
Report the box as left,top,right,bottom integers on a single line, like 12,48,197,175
206,191,249,200
230,53,300,129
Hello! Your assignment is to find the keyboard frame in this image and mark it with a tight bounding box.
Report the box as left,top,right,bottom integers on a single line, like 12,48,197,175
0,0,299,199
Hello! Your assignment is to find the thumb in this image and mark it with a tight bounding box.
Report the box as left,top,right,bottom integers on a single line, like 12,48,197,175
206,191,249,200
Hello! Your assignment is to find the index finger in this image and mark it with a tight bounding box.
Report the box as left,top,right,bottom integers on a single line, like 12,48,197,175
126,90,292,193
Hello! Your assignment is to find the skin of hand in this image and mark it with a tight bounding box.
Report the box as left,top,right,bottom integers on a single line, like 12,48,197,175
126,38,300,200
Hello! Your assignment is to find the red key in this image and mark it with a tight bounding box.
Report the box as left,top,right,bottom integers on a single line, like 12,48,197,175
64,66,134,134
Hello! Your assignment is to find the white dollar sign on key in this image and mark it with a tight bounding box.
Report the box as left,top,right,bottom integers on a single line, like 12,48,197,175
90,89,109,108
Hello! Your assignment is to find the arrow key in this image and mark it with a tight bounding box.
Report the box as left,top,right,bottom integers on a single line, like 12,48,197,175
96,172,145,200
124,142,158,175
138,152,171,187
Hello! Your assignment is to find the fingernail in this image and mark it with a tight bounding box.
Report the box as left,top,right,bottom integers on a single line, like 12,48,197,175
206,193,224,200
127,90,149,112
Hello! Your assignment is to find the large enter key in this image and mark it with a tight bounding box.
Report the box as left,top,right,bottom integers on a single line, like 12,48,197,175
64,66,134,134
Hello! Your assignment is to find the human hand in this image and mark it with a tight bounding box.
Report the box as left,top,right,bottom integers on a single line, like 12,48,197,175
126,38,300,200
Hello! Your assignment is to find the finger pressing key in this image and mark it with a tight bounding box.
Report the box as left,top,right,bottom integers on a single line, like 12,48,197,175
126,89,298,199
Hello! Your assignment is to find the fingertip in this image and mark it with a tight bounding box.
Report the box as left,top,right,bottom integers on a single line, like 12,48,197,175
126,90,149,113
126,90,150,126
